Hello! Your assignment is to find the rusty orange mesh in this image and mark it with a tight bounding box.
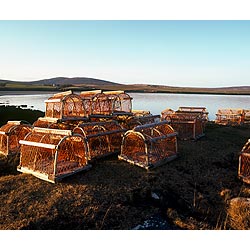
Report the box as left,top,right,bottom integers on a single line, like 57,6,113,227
177,107,209,122
161,108,175,121
111,92,132,113
73,121,125,160
167,113,204,140
119,122,177,169
239,140,250,180
243,109,250,124
91,93,112,115
45,93,86,119
19,130,89,180
215,109,244,126
0,122,31,156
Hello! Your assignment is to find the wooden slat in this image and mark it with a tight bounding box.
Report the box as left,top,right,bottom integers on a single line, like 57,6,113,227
38,117,59,122
19,140,57,149
33,127,72,136
80,90,102,96
150,132,178,142
53,90,72,97
103,90,124,95
7,121,22,125
134,121,169,131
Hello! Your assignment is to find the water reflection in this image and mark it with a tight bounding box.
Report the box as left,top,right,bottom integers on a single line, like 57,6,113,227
0,91,250,120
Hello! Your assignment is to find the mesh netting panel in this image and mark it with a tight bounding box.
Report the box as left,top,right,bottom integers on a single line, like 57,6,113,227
20,133,61,174
0,123,31,155
239,142,250,178
73,122,123,159
119,93,132,112
63,95,86,118
169,114,203,140
215,109,243,125
120,122,177,168
0,134,8,155
19,132,88,177
161,109,175,121
92,94,112,115
148,137,177,165
46,102,61,118
55,136,88,175
45,94,86,119
121,132,147,166
33,120,52,128
8,126,31,153
240,154,250,177
0,123,12,155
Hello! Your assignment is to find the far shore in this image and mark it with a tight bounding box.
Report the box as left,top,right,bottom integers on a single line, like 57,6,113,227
1,89,250,96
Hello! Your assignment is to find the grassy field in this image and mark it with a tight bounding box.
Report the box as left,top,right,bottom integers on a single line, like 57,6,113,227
0,107,250,229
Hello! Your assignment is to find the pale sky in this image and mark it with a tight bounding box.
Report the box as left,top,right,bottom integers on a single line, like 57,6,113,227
0,20,250,88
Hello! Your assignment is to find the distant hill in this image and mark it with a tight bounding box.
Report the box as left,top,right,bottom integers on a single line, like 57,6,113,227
0,77,121,86
0,77,250,95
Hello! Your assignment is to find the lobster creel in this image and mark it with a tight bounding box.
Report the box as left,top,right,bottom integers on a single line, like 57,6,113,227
0,121,32,156
215,108,244,126
73,121,126,160
118,121,178,170
17,127,91,183
165,112,205,140
238,139,250,184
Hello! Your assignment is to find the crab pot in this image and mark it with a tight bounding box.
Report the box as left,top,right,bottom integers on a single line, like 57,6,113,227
161,108,175,122
215,108,244,126
132,110,151,117
178,107,208,120
103,91,133,114
80,90,102,116
118,121,178,169
73,121,126,160
0,121,32,156
45,90,87,119
33,117,88,130
17,127,91,183
238,139,250,184
167,113,204,140
125,114,161,129
243,110,250,124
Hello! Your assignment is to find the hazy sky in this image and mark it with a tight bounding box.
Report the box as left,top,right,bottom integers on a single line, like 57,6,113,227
0,20,250,87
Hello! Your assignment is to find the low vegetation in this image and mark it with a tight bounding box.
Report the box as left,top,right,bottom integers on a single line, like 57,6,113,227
0,107,250,229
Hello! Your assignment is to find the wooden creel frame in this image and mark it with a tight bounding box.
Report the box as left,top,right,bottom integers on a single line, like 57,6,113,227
161,108,175,122
45,91,87,119
167,112,205,140
33,117,88,130
125,114,161,130
17,127,91,183
73,121,126,160
243,110,250,124
118,121,178,169
177,106,209,123
0,121,32,156
238,139,250,184
215,108,244,126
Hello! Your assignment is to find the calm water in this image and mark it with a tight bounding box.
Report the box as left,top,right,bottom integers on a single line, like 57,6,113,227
1,91,250,120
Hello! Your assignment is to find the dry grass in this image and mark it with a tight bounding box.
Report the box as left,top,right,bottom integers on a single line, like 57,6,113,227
227,197,250,230
0,122,250,230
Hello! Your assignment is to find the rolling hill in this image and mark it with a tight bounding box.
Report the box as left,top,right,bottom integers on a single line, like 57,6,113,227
0,77,250,95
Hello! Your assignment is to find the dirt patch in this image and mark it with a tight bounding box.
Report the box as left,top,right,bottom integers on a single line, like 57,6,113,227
0,123,250,229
